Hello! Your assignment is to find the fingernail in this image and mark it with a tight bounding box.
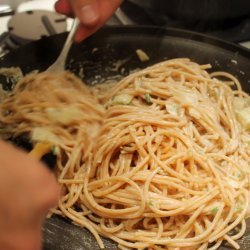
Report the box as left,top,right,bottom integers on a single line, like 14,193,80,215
80,2,99,25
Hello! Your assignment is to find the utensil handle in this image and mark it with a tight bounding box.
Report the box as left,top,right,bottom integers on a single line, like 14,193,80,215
60,18,80,60
46,18,80,72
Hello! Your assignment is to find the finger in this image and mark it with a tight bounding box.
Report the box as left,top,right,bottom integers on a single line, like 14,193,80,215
69,0,100,26
74,0,122,42
0,222,42,250
55,0,73,15
25,158,60,213
0,141,59,214
30,170,60,214
74,25,92,42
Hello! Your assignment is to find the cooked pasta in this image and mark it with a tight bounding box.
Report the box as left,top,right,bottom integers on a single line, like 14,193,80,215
0,58,250,250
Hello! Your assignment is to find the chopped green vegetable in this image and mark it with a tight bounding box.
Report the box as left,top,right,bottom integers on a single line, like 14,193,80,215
237,171,242,179
235,204,243,213
46,106,83,125
145,93,152,104
236,107,250,130
211,207,219,214
165,103,181,116
111,94,133,105
51,145,60,155
147,200,154,207
11,75,21,85
233,97,246,111
32,127,59,144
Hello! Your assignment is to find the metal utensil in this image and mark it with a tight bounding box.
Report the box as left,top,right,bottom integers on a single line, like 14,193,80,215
47,18,80,72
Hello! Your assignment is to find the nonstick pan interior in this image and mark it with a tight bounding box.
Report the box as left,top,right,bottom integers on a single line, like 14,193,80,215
0,26,250,250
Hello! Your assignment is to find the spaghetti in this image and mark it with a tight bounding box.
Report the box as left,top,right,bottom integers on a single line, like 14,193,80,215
0,58,250,250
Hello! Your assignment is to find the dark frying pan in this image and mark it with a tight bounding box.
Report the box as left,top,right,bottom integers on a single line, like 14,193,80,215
0,26,250,250
128,0,250,21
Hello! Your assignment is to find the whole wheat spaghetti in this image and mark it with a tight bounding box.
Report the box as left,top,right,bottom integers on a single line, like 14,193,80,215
0,58,250,250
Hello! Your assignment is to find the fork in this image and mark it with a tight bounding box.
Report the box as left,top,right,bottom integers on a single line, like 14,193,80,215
47,18,80,72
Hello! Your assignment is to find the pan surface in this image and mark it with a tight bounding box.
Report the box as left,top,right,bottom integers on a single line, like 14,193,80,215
128,0,250,21
0,26,250,250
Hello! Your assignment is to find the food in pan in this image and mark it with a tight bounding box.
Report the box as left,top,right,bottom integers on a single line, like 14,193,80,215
0,58,250,250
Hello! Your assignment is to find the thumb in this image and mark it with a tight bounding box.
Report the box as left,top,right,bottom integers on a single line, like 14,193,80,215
69,0,100,26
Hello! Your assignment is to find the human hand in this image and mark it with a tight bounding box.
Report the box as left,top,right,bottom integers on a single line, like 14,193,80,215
55,0,122,42
0,140,59,250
